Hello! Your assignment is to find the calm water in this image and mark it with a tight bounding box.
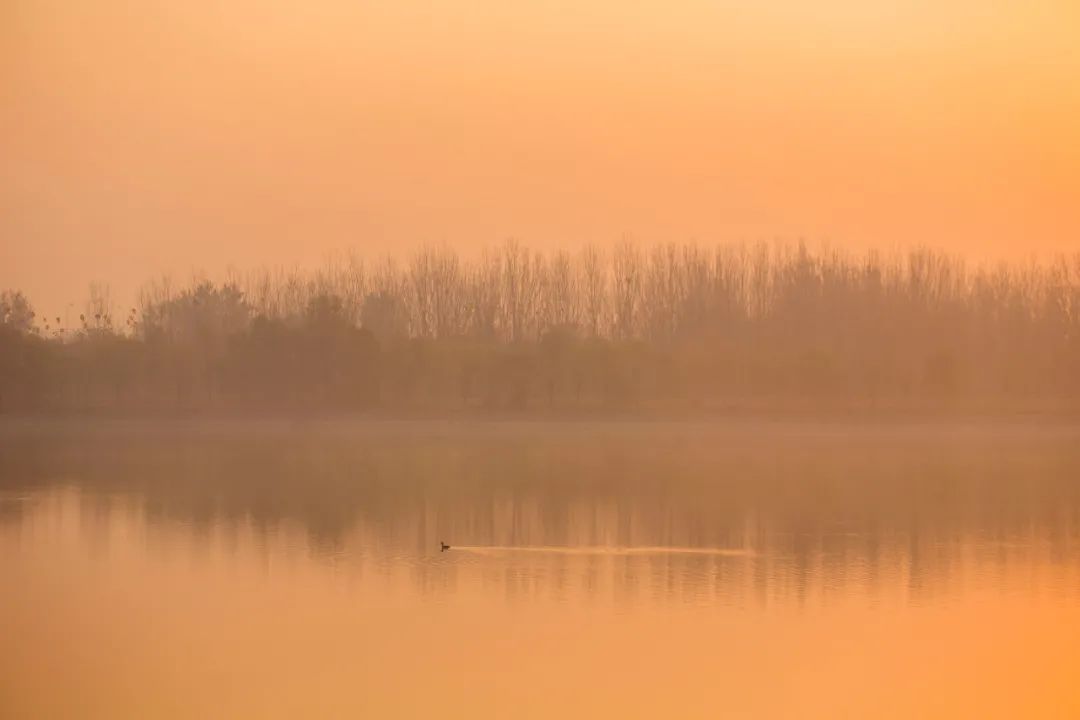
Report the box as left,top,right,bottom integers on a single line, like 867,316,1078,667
3,418,1080,718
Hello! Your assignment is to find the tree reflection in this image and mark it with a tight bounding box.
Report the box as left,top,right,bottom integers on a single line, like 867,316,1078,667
3,420,1080,607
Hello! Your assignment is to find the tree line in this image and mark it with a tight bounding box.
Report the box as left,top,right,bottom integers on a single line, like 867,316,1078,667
2,241,1079,413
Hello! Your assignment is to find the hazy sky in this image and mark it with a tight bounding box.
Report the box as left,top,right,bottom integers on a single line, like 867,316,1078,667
3,0,1079,314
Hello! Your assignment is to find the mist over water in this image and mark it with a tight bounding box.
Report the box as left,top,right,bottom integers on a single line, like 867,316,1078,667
3,419,1080,718
7,0,1080,714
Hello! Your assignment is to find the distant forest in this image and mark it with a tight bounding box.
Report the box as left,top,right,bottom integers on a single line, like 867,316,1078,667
3,242,1079,414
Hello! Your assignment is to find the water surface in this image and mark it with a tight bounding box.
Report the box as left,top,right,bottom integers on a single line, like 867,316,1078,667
3,418,1080,718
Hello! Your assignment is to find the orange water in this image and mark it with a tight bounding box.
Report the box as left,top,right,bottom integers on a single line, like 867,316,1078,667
3,420,1080,718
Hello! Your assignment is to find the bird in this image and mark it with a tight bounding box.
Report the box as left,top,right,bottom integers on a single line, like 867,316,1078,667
440,541,451,552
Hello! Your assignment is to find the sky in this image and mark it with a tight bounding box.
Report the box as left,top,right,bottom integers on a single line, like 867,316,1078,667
3,0,1079,315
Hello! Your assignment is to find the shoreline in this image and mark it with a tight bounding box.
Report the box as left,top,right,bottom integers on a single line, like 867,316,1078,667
3,404,1080,434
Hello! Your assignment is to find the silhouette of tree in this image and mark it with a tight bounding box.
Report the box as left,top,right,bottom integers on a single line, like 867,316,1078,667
2,243,1079,414
0,290,35,334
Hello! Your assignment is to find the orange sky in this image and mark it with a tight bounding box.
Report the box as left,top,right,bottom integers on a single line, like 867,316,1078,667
3,0,1079,314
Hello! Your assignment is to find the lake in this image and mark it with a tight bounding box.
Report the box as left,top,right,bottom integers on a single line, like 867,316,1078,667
2,418,1080,718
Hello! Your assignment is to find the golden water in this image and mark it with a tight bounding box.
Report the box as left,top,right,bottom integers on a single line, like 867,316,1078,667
3,420,1080,718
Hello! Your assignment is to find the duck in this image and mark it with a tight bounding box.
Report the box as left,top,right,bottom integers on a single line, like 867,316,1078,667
440,541,451,552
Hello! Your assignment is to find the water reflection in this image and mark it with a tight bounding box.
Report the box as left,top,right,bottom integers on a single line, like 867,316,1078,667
5,420,1080,719
4,419,1080,609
